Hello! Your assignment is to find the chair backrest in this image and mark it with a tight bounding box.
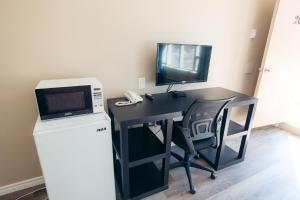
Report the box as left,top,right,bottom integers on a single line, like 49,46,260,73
182,97,235,145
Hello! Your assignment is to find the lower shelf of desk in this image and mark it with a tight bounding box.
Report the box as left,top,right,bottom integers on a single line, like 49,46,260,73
199,145,243,170
114,161,167,200
112,126,165,166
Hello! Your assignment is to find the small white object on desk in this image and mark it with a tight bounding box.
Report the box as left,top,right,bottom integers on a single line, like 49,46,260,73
115,90,143,107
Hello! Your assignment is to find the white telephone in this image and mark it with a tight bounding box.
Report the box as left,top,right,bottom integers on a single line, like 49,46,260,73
115,91,143,107
124,91,143,103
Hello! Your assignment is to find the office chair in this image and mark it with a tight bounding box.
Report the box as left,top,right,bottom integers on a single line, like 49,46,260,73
170,97,235,194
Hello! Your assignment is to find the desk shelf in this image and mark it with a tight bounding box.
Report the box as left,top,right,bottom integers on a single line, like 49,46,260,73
114,160,167,200
227,120,248,138
199,145,241,170
199,119,252,170
130,162,165,199
112,127,165,167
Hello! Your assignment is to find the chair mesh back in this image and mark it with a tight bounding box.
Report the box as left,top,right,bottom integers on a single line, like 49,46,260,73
182,98,234,141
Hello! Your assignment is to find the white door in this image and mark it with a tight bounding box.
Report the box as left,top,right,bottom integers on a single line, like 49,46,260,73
254,0,300,127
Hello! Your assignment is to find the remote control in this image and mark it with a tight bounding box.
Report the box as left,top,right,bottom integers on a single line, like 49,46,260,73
145,93,154,101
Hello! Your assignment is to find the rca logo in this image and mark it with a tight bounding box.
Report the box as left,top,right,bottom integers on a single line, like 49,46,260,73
97,127,107,132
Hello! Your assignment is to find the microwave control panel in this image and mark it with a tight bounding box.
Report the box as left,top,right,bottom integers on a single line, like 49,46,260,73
92,87,104,112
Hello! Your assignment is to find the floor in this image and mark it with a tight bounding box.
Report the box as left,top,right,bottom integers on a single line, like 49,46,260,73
1,126,300,200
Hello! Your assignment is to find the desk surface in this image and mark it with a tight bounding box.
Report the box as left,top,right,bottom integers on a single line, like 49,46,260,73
107,87,257,124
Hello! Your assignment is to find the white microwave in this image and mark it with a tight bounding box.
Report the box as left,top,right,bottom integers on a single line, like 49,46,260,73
35,78,104,120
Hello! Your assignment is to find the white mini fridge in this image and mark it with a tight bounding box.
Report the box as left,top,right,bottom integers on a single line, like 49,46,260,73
33,113,116,200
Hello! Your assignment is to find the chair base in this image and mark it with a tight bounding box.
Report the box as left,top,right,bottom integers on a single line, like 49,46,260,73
170,151,216,194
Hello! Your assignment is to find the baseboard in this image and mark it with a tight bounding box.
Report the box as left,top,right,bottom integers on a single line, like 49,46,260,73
0,176,44,196
279,122,300,136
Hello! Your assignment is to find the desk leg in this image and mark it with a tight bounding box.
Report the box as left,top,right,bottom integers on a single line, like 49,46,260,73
120,123,130,199
108,109,117,163
238,103,257,159
108,109,116,135
215,108,231,169
162,119,173,185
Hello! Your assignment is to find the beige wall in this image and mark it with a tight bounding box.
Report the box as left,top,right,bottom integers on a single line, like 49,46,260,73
0,0,275,186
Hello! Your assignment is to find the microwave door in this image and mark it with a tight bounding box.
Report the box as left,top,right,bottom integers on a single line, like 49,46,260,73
35,86,93,120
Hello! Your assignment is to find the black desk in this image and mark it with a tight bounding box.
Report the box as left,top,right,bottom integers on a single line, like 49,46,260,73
107,87,257,200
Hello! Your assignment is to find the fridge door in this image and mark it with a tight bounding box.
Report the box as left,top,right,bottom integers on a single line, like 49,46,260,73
34,119,115,200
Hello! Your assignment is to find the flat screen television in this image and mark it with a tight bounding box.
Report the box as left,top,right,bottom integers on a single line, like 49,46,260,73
156,43,212,86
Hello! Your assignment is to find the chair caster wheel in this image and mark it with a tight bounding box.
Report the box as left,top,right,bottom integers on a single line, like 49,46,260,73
190,188,196,194
210,173,216,180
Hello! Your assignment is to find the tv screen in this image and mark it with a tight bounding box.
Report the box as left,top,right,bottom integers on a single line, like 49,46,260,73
156,43,212,85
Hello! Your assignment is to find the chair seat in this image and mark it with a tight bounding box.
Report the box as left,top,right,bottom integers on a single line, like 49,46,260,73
172,122,215,152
